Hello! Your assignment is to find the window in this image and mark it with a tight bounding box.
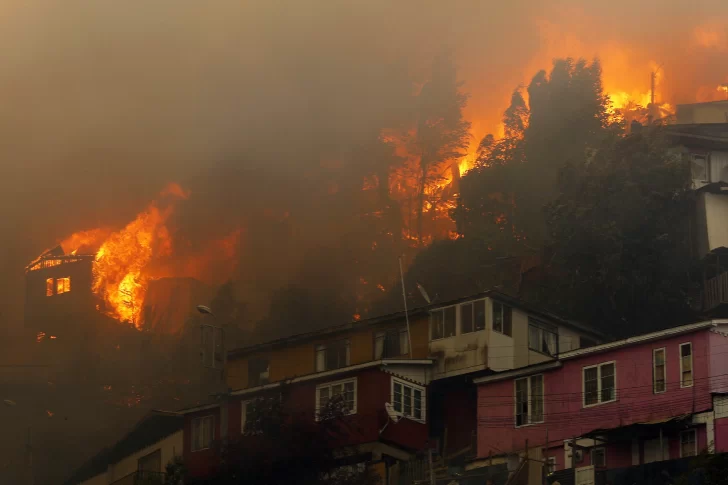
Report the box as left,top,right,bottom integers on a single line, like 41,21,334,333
56,277,71,294
315,340,350,372
316,378,356,418
461,300,486,334
583,362,616,407
493,302,512,337
691,153,709,182
680,343,693,388
528,319,558,356
191,415,214,452
653,348,666,394
248,358,270,387
514,374,544,427
546,457,556,474
241,399,265,435
680,429,697,458
591,447,606,468
374,327,409,359
392,378,425,422
46,278,54,296
430,306,456,340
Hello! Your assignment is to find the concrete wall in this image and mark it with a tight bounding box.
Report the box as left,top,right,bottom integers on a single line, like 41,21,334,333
478,329,712,458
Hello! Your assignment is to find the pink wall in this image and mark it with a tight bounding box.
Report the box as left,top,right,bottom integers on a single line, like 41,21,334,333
709,330,728,393
478,330,715,459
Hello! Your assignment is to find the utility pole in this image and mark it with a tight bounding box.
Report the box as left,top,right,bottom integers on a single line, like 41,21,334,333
650,71,656,107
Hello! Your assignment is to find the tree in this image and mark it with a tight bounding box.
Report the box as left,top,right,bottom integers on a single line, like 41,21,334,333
211,386,379,485
412,52,471,245
544,126,696,335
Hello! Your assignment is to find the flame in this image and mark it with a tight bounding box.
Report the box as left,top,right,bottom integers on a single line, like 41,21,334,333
60,228,110,255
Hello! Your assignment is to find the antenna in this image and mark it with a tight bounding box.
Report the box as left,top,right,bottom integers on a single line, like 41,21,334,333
417,282,432,304
398,257,413,359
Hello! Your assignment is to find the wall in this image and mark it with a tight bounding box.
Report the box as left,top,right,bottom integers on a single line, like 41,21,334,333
106,431,183,482
709,331,728,393
703,193,728,255
229,367,429,452
226,315,431,391
78,473,107,485
677,101,728,124
183,407,221,481
478,330,712,458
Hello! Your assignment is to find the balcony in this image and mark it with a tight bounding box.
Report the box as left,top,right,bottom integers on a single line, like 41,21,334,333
110,470,166,485
704,271,728,311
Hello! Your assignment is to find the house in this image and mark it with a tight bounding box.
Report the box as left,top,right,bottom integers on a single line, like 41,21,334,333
62,411,183,485
179,290,604,484
473,320,728,485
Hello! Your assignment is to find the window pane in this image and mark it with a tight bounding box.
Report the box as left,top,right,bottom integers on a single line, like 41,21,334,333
374,332,384,359
404,386,412,416
530,376,544,422
461,303,474,334
414,389,422,420
474,300,486,331
584,367,598,405
529,325,540,351
316,346,326,372
46,278,54,296
515,378,528,426
542,330,557,356
681,344,692,358
399,329,409,356
431,311,444,340
344,382,355,411
601,364,615,402
681,430,696,457
654,350,666,393
503,306,512,336
444,307,456,337
393,383,402,412
493,302,503,333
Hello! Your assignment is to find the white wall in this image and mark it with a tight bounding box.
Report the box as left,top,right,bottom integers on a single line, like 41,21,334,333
703,193,728,254
677,101,728,124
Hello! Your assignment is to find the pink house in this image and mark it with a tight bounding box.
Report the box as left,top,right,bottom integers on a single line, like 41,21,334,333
474,320,728,481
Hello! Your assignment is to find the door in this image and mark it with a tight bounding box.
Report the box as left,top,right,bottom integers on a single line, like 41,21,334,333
643,438,669,463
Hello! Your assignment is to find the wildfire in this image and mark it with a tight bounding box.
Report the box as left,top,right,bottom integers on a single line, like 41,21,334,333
49,182,242,330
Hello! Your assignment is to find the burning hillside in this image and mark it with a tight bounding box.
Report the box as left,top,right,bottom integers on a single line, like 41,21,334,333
30,183,241,330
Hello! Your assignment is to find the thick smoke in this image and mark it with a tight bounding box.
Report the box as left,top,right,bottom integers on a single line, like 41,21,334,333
0,1,726,482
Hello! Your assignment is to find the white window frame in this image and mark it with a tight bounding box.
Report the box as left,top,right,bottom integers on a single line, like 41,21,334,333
680,429,697,458
591,447,606,468
190,415,215,452
528,319,558,356
391,377,426,423
582,361,617,408
315,377,357,420
430,306,457,341
653,348,667,394
315,340,351,372
680,342,693,388
514,374,544,428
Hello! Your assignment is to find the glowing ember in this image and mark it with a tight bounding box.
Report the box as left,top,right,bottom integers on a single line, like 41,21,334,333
36,332,45,343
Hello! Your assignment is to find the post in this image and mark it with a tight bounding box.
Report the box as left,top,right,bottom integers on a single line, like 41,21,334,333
659,427,664,462
399,257,413,359
26,426,33,485
428,448,436,485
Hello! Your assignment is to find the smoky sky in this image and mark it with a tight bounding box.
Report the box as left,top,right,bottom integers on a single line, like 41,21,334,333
0,0,726,328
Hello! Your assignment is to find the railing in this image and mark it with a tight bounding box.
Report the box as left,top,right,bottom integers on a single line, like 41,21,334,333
110,470,166,485
705,272,728,311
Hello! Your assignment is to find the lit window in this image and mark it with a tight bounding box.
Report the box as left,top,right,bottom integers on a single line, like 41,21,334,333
392,378,425,422
316,378,356,419
680,429,697,457
680,343,693,388
515,375,544,427
583,362,616,407
653,348,666,394
56,277,71,295
493,301,512,336
191,415,214,452
46,278,54,296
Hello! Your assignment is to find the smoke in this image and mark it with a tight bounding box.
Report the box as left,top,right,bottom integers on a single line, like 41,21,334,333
0,1,725,480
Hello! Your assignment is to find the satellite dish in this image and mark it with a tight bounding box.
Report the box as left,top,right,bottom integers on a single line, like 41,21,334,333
196,305,214,316
384,402,401,423
417,283,432,304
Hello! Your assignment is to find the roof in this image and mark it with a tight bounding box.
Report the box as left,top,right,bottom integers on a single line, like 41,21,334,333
474,320,725,384
665,123,728,146
62,410,183,485
176,358,435,414
228,290,603,358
